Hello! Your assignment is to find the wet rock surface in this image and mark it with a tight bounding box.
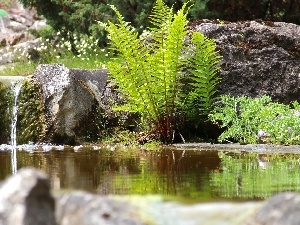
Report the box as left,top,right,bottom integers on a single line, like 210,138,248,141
189,20,300,104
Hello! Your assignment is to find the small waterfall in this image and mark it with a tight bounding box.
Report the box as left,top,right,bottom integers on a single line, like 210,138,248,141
10,81,23,174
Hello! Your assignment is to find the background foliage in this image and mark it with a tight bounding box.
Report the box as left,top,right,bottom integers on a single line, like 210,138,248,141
209,95,300,144
211,152,300,199
19,0,300,46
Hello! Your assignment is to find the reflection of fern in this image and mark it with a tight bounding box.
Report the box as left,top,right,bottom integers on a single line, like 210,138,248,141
185,32,221,121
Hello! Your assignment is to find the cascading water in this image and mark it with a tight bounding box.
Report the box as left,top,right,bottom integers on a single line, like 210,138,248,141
10,81,23,174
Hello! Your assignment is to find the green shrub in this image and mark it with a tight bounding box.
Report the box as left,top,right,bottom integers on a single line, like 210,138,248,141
209,95,300,145
19,0,213,46
102,0,221,143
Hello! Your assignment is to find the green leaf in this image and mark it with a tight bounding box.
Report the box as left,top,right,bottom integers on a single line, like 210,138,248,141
0,9,8,17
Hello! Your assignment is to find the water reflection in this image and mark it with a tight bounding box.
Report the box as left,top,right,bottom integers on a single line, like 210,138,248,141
1,146,300,202
210,152,300,200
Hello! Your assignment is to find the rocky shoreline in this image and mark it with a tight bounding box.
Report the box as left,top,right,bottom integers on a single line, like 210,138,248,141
3,167,300,225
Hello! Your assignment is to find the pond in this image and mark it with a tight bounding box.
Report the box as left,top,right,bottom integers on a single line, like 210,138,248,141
1,144,300,203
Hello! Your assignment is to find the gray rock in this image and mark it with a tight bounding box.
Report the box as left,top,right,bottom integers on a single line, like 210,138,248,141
33,64,97,144
6,21,27,33
29,20,48,31
189,20,300,104
246,192,300,225
0,167,56,225
71,68,138,128
30,64,138,144
55,192,147,225
55,192,263,225
70,68,109,104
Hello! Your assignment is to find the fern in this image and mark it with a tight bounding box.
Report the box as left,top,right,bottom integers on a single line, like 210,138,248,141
105,5,159,121
104,1,191,142
185,32,221,122
102,0,221,142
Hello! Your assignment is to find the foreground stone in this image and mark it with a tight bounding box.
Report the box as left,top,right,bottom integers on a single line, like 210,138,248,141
246,192,300,225
6,168,300,225
0,168,55,225
189,20,300,104
55,192,148,225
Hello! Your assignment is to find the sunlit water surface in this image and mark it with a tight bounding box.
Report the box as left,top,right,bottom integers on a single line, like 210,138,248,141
1,144,300,202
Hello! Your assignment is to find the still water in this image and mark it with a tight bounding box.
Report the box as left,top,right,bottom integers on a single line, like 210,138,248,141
1,145,300,202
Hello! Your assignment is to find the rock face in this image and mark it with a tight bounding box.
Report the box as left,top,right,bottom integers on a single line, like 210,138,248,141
0,3,44,47
189,20,300,104
246,192,300,225
32,64,131,144
33,64,100,144
0,168,56,225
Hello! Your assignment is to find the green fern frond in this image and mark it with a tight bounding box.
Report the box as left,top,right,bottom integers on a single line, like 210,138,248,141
106,5,160,120
186,31,222,118
149,0,173,31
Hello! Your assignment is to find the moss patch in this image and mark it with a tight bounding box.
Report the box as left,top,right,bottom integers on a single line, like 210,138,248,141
0,82,11,143
17,78,48,144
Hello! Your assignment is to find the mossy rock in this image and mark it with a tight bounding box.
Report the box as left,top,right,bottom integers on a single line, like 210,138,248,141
17,78,48,144
0,82,11,143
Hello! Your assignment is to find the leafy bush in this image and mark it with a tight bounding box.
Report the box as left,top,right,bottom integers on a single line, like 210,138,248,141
102,0,221,142
209,95,300,145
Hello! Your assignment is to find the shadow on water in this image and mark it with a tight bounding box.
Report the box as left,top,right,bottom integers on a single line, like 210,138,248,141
1,145,300,202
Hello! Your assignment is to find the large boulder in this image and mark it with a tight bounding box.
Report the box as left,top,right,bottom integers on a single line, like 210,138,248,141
31,64,134,144
0,168,56,225
189,20,300,103
33,64,100,144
